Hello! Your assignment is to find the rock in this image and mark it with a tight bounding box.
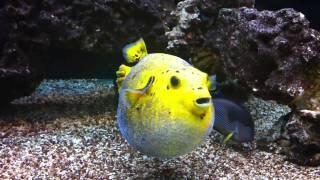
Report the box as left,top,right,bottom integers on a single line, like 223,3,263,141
255,0,320,30
280,111,320,166
0,1,43,105
165,0,201,49
203,7,320,166
166,0,255,48
244,96,291,144
0,1,45,105
0,0,255,104
0,0,177,104
0,66,42,106
205,7,320,106
165,0,255,58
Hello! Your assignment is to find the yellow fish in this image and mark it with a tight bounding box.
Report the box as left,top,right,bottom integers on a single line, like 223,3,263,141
122,38,148,64
116,38,214,158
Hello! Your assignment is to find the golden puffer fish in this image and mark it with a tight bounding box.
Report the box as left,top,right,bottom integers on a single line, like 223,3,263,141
116,39,214,158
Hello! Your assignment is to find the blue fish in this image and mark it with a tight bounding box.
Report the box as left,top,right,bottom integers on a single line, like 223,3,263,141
212,98,254,143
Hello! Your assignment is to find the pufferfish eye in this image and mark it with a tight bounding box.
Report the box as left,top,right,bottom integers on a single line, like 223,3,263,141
170,76,180,87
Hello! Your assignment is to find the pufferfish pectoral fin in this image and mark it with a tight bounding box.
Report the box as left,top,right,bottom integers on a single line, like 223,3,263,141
123,76,155,107
122,38,148,64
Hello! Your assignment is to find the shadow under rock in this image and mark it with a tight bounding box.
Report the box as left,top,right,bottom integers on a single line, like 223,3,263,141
0,79,117,122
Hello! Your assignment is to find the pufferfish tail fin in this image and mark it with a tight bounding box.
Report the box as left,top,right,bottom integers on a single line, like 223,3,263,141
122,38,148,64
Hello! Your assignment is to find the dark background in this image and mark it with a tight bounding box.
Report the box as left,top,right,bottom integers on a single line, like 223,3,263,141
255,0,320,30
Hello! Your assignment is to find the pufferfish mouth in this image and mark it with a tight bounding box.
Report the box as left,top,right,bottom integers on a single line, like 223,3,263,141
195,97,211,108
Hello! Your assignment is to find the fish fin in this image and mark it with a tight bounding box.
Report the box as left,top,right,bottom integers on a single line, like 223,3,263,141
124,89,145,107
207,75,217,91
123,76,155,107
223,132,234,144
122,38,148,64
116,64,132,92
213,98,254,143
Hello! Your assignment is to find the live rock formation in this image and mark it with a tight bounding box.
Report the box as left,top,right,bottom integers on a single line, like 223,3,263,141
202,7,320,166
0,0,255,103
0,0,175,104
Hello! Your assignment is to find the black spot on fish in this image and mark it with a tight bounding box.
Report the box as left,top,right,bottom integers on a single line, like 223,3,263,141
176,70,179,73
170,76,179,87
167,85,170,90
136,107,140,111
168,111,171,115
200,113,205,120
198,87,203,90
166,70,170,73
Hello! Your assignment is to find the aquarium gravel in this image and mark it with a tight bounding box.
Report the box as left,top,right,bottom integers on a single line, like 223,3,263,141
0,80,319,179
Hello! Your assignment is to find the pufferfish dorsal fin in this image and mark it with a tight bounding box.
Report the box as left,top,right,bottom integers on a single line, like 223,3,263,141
122,38,148,64
124,76,155,107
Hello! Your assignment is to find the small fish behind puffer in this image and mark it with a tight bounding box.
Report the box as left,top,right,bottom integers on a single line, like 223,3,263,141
116,38,254,158
212,98,254,143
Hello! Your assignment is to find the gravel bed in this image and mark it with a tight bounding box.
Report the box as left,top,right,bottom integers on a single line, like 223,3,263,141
0,79,319,179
